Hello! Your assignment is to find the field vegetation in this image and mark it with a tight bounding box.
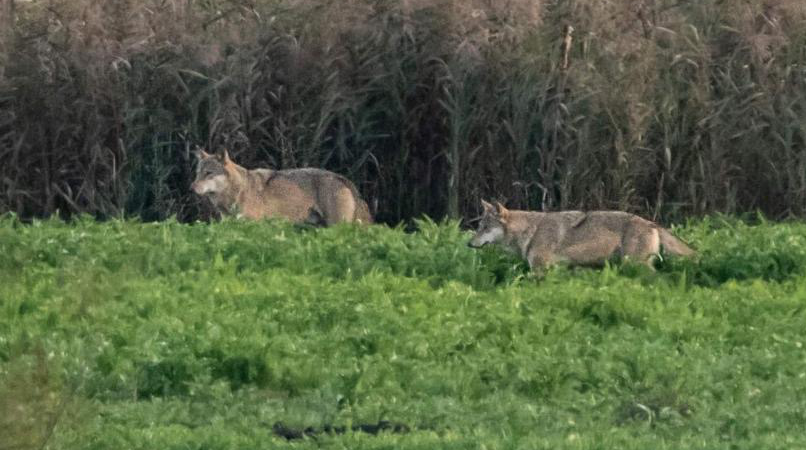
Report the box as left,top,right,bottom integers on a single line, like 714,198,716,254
2,216,806,449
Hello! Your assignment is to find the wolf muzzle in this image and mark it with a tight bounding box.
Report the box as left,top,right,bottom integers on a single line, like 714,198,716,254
191,181,208,196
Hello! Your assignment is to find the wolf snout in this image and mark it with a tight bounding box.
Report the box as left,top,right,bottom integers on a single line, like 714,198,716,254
191,181,204,195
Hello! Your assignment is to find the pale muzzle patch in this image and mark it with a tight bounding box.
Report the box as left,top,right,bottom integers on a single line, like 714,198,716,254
192,174,228,196
469,225,504,248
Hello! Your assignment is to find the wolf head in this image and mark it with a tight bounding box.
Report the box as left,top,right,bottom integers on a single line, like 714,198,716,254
468,200,510,248
191,148,235,197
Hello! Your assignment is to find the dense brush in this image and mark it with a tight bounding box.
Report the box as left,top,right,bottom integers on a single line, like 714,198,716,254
1,0,805,224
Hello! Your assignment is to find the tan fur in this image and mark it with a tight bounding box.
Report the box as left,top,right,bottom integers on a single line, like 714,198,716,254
468,200,694,274
191,149,373,225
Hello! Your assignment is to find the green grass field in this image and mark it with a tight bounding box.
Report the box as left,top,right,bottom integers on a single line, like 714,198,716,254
2,215,806,449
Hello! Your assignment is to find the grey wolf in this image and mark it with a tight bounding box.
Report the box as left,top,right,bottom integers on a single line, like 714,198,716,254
191,149,372,225
468,200,694,273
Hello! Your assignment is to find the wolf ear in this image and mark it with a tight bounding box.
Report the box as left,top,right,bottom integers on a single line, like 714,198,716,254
481,199,494,214
494,202,509,221
215,148,231,163
194,147,211,160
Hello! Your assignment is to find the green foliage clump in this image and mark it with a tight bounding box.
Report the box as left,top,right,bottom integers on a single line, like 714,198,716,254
2,216,806,449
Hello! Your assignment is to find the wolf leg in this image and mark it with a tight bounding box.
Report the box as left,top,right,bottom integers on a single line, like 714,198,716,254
527,252,553,277
304,207,327,227
622,226,660,269
319,186,357,225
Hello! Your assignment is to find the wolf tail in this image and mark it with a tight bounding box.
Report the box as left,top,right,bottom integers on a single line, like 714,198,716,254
659,228,695,256
333,174,374,224
356,199,374,224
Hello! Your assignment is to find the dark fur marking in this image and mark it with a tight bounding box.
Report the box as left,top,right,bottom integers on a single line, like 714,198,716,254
569,211,588,228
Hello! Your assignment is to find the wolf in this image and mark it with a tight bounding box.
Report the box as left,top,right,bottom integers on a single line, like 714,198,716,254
191,148,373,225
468,200,694,273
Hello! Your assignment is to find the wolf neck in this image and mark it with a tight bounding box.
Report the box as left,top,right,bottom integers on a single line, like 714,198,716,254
502,210,544,255
215,164,252,213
